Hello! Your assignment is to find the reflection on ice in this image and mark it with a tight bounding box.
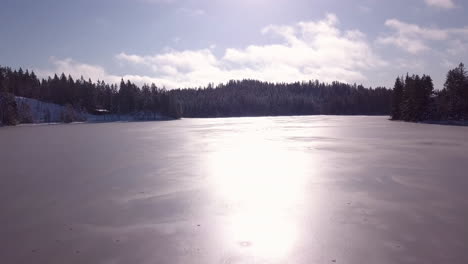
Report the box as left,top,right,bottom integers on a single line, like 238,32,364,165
228,209,298,259
206,124,312,259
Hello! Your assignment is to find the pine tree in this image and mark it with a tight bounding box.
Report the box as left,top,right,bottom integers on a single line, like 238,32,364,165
0,92,18,125
0,68,5,93
444,63,468,120
420,75,434,120
391,77,404,120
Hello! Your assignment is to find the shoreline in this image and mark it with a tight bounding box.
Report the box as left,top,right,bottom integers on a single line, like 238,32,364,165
390,119,468,127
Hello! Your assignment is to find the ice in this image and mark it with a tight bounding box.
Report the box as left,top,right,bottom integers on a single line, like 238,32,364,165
1,116,467,264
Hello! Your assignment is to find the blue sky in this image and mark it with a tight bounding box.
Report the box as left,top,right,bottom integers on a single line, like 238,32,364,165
1,0,467,89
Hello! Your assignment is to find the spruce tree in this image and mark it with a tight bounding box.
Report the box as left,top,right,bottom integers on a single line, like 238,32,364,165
420,75,434,120
444,63,468,120
391,77,404,120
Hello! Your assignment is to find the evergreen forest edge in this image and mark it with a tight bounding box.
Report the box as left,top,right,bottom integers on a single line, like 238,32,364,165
1,63,468,126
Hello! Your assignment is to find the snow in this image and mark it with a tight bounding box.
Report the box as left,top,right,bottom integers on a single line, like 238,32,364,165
85,112,166,122
15,96,69,123
14,97,167,123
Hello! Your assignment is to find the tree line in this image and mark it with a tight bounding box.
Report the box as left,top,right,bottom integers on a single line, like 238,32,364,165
0,65,394,125
169,80,392,117
391,63,468,122
0,66,182,125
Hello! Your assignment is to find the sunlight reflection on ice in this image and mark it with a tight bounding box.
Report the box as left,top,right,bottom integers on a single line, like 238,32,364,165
206,121,312,260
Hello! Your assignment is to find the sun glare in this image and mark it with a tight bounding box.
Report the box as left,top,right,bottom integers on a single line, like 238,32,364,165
205,120,312,260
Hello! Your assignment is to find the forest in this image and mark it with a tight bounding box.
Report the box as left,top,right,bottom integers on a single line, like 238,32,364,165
391,63,468,122
0,65,392,125
2,63,467,126
169,80,391,117
0,67,182,125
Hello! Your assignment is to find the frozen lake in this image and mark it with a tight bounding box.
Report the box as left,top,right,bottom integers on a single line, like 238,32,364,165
1,116,468,264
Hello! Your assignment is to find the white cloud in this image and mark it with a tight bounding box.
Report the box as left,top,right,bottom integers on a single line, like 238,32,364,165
36,57,180,88
115,53,146,65
114,14,386,88
37,57,120,83
377,19,468,54
424,0,455,9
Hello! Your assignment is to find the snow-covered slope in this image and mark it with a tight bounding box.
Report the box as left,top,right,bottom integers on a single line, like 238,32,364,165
14,97,168,124
15,97,71,123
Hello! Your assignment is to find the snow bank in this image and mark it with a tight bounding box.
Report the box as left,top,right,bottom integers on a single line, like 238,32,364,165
14,97,169,124
15,97,69,123
85,112,166,122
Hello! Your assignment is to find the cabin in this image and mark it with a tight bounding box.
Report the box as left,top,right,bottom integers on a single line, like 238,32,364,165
91,109,110,115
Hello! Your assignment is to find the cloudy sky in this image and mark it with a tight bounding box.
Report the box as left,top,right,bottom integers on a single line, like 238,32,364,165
1,0,467,89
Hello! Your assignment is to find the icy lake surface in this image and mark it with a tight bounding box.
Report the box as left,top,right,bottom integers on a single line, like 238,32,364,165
1,116,468,264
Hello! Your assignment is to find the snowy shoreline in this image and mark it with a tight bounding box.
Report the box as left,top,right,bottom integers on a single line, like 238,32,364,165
3,96,172,126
